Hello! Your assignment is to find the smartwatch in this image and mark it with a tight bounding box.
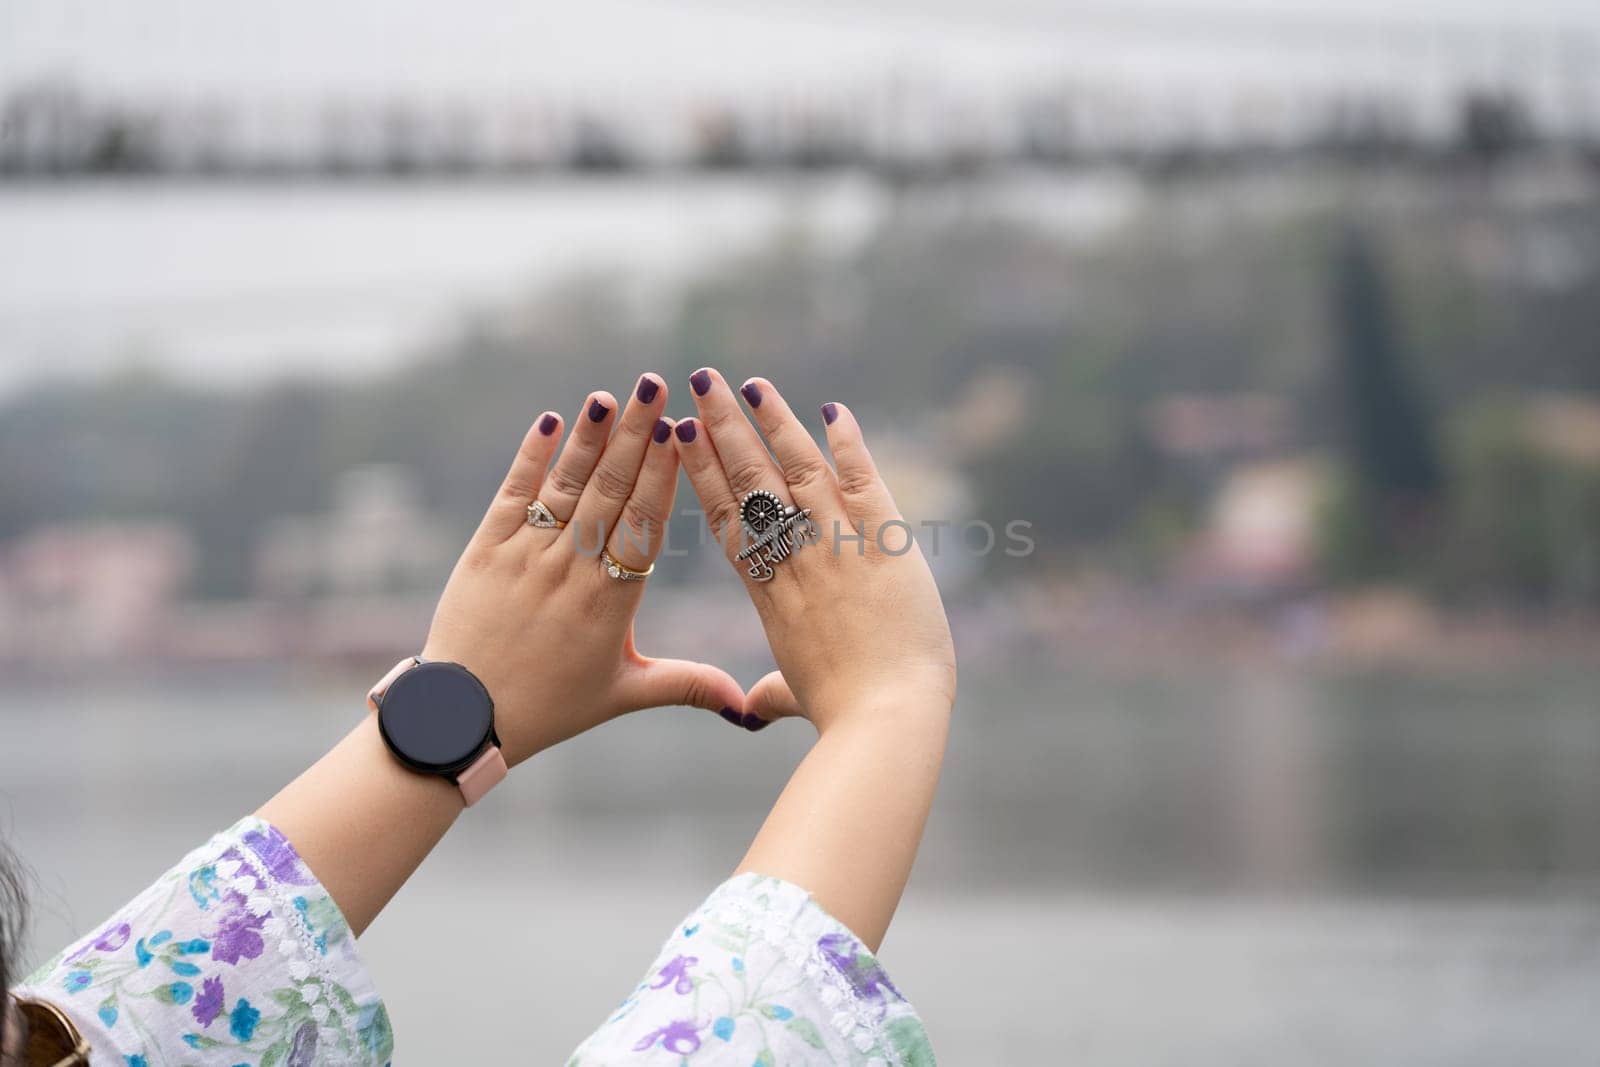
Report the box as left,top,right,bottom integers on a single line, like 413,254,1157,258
366,657,508,807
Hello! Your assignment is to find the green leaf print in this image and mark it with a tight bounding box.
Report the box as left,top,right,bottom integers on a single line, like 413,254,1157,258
886,1017,936,1067
301,896,350,948
785,1016,827,1049
331,981,360,1015
260,1038,288,1067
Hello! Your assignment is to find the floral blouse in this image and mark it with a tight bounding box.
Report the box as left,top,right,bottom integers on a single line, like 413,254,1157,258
17,819,934,1066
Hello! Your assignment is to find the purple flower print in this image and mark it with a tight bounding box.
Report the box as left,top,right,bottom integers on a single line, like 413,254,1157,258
208,896,267,965
191,976,225,1027
818,932,902,1017
94,923,131,952
66,921,131,963
632,1019,702,1055
242,825,315,888
287,1020,319,1066
650,954,699,995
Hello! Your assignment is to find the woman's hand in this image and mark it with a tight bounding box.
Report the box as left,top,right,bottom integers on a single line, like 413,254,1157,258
421,374,745,765
262,374,746,936
670,369,956,733
670,369,957,949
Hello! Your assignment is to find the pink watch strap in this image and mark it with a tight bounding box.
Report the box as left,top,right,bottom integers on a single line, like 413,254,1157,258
367,656,419,713
455,745,509,807
367,655,507,807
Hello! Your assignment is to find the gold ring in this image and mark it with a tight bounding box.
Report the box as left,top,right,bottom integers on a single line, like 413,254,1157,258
601,548,653,582
526,500,566,529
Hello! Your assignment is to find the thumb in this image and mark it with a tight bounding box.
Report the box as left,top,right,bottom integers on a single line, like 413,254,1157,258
742,670,808,732
616,656,748,727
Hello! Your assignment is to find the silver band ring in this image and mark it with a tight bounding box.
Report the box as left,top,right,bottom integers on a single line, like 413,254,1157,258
734,489,818,582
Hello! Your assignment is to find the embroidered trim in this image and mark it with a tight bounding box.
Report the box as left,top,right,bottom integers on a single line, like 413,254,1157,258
221,819,368,1065
699,873,922,1067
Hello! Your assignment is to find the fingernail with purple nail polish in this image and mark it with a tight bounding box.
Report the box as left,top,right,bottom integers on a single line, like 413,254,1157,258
743,713,770,732
538,413,559,435
690,369,712,396
636,376,660,404
653,418,672,444
822,402,839,425
675,420,697,443
741,381,763,408
719,707,743,727
588,398,610,422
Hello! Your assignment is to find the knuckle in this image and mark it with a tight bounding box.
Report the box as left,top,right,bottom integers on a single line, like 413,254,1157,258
783,457,832,493
618,499,659,546
500,472,538,499
723,454,771,493
677,675,709,710
704,405,741,433
544,463,589,499
590,462,635,502
836,468,880,499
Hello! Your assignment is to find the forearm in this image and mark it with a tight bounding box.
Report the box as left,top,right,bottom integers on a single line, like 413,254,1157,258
255,714,463,937
735,694,952,952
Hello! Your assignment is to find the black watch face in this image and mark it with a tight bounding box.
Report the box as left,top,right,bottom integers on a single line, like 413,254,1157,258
377,661,494,775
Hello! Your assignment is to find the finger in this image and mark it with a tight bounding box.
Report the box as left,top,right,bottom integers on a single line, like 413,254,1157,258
738,377,843,515
689,366,786,502
670,417,744,562
570,373,668,542
534,391,616,530
476,411,563,543
605,416,679,571
614,655,747,722
820,402,899,529
741,669,807,732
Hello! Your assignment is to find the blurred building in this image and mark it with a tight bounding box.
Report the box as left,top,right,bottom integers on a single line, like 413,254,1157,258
1191,460,1319,592
253,465,455,600
0,521,193,663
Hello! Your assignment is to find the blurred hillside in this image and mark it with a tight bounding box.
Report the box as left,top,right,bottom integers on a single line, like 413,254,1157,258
1,166,1598,639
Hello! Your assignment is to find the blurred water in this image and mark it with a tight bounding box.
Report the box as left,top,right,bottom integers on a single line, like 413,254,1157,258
4,654,1597,1062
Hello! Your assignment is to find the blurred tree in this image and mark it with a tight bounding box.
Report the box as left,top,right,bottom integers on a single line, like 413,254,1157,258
1442,398,1600,606
1322,225,1444,581
183,383,336,598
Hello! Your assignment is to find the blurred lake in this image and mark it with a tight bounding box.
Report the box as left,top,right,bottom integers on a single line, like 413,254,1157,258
6,650,1597,1063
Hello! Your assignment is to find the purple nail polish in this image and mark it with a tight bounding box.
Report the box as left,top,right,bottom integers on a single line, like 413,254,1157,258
653,418,672,444
690,369,712,396
538,413,559,435
742,712,770,732
822,402,839,425
740,381,763,408
636,376,660,404
719,707,743,727
587,398,610,422
675,420,697,443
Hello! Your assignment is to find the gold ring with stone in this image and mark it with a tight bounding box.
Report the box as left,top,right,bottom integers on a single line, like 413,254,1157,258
526,500,566,529
600,548,653,582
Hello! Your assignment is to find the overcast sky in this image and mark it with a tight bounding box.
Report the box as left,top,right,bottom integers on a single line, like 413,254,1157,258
5,0,1600,103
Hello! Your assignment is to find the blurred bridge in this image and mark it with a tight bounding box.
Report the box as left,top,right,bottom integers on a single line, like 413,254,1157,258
3,3,1599,180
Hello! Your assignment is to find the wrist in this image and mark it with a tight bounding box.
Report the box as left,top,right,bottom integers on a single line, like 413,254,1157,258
370,655,509,804
809,677,955,736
